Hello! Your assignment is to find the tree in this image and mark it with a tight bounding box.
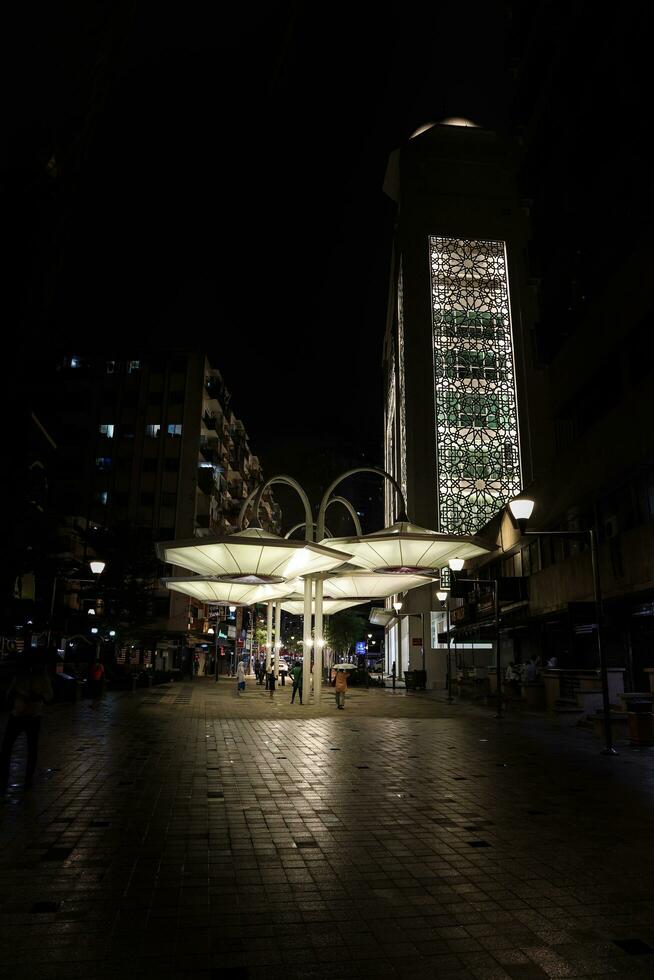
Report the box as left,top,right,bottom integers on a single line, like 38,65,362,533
324,609,367,659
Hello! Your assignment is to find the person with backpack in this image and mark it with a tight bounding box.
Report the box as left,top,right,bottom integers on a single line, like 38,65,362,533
1,650,53,791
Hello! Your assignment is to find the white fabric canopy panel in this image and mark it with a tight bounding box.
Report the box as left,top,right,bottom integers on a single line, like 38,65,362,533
321,570,436,600
163,577,294,605
156,528,351,582
319,521,490,574
278,596,369,616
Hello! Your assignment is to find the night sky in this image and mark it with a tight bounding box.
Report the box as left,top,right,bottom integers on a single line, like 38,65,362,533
9,3,511,493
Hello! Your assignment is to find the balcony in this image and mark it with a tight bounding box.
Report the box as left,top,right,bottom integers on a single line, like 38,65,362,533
202,411,218,432
199,442,218,465
205,375,224,401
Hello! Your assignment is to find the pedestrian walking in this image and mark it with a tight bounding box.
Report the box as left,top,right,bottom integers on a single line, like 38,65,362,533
335,667,348,709
88,659,105,708
253,660,260,684
290,663,303,704
1,650,53,791
268,669,276,697
236,660,246,693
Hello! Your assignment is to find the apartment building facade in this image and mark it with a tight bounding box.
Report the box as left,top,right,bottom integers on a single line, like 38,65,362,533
42,350,280,658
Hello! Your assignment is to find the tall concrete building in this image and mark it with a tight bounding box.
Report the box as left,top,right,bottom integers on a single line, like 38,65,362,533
380,121,538,686
42,350,280,661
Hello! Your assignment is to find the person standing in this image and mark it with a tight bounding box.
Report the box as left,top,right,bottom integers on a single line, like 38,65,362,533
236,660,246,694
268,668,276,698
335,668,348,709
1,650,53,791
88,659,105,708
291,663,303,704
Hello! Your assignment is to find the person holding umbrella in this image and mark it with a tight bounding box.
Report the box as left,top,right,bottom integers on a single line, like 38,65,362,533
334,665,349,710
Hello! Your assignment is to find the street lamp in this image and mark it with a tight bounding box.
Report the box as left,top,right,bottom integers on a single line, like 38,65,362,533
89,560,106,576
507,496,616,755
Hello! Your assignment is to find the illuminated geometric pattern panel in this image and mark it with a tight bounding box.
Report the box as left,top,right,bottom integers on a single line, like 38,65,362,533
430,236,522,534
397,261,408,511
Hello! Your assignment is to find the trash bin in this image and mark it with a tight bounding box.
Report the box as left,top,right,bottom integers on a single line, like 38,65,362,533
628,700,654,746
404,671,416,690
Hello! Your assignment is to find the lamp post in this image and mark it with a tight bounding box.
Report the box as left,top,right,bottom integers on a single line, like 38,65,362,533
507,498,616,756
448,558,502,718
47,559,107,651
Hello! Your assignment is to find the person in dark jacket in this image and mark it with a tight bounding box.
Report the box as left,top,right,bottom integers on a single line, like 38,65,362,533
290,663,303,704
1,651,53,791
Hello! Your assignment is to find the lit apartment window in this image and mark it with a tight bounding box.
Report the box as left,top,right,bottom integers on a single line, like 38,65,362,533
95,457,112,471
167,424,182,437
70,357,79,368
106,361,116,374
99,424,114,438
146,424,161,438
127,360,141,373
98,491,108,505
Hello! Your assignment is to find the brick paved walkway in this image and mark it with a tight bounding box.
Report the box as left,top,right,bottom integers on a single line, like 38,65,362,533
2,677,654,980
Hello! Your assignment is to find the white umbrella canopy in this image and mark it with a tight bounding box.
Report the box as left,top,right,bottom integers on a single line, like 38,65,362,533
156,528,352,583
319,521,490,575
321,570,436,600
332,662,357,670
162,576,296,605
278,595,369,616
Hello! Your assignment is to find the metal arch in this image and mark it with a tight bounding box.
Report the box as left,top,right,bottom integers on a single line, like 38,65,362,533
316,467,408,541
285,523,333,540
324,496,362,537
238,484,262,530
238,474,314,542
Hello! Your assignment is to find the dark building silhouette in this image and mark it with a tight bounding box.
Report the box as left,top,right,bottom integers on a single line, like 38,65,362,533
31,351,280,665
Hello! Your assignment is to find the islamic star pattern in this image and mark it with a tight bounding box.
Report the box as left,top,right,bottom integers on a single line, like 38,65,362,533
430,237,522,534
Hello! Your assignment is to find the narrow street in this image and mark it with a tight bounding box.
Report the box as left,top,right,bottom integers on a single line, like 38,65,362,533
1,679,654,979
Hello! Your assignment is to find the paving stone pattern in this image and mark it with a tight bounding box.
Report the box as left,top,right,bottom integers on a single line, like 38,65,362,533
2,678,654,980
